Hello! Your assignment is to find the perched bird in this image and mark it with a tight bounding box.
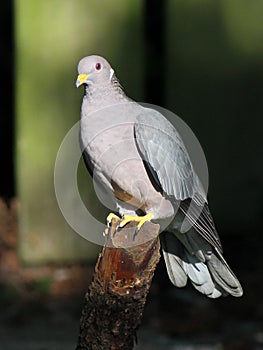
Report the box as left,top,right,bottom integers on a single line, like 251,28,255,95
76,55,243,298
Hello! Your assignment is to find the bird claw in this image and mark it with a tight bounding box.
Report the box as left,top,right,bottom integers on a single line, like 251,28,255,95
106,213,120,227
133,226,140,241
106,213,122,238
116,222,122,231
106,212,153,237
118,213,153,231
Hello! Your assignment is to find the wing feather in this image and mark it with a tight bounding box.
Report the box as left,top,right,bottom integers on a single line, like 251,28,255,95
135,108,195,200
135,107,223,253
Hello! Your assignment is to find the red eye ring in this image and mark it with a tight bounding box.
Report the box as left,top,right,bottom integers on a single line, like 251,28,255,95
95,63,102,71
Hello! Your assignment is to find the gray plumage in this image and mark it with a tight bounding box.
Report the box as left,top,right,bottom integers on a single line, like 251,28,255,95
76,55,243,298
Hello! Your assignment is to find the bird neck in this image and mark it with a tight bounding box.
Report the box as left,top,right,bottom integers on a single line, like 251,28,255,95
84,79,127,107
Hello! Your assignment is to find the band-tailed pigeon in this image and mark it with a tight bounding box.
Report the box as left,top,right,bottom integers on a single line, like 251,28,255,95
76,55,243,298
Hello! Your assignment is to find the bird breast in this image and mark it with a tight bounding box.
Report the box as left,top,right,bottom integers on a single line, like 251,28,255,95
80,101,173,216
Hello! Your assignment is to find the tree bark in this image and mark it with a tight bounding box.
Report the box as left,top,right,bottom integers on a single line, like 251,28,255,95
76,218,160,350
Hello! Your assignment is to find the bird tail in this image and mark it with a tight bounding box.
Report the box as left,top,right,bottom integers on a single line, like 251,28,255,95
161,231,243,298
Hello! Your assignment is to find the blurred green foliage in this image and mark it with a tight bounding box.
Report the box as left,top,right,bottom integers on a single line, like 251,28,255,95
15,0,144,263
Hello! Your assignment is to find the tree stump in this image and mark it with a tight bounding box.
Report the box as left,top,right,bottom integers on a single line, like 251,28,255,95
76,218,160,350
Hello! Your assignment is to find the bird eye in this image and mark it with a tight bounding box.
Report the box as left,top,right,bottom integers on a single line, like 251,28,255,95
95,63,102,71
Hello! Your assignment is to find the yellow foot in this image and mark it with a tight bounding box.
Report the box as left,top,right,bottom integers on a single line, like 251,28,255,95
118,213,153,230
106,212,153,232
106,213,120,227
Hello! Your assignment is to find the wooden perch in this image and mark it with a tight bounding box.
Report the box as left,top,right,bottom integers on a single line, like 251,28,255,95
76,218,160,350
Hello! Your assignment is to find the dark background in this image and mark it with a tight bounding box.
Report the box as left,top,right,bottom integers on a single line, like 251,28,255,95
0,1,14,199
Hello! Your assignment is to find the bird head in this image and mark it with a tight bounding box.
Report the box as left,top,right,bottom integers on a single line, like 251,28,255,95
76,55,114,88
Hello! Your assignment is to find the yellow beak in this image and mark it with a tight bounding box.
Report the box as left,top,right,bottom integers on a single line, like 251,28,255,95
76,74,89,88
